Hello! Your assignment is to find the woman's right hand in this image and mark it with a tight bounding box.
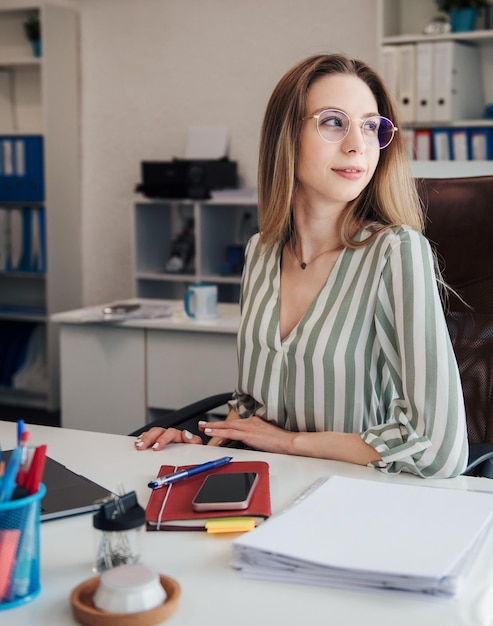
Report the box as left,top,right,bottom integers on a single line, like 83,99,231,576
134,427,203,451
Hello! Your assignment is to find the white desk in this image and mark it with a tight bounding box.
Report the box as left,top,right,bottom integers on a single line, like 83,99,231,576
1,421,493,626
52,300,240,435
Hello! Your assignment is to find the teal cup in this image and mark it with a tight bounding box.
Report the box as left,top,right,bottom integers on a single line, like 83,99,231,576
184,283,218,320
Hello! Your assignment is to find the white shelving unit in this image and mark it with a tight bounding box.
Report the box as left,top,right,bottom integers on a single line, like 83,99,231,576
133,195,258,304
377,0,493,135
0,0,81,411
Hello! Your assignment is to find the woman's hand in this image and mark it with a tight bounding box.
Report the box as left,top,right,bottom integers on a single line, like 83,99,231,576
201,415,382,465
134,427,203,451
199,415,296,454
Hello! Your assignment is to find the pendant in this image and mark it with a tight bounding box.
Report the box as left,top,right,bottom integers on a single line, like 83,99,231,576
300,262,307,270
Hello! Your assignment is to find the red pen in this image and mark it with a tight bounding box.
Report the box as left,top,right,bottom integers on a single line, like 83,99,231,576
25,445,47,495
16,431,33,488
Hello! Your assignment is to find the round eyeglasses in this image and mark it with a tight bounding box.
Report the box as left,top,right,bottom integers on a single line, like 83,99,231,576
302,108,398,149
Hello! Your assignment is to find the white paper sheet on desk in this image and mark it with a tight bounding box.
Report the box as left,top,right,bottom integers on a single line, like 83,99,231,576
232,475,493,596
78,303,172,323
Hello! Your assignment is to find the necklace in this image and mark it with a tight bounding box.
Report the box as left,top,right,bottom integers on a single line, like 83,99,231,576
289,239,343,270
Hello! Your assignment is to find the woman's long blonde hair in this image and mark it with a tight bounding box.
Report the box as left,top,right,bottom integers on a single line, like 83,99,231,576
258,53,423,247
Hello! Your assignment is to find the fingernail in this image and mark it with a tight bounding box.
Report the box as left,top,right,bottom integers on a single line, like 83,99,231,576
198,421,207,426
184,430,193,440
135,440,144,447
204,428,212,434
152,442,159,449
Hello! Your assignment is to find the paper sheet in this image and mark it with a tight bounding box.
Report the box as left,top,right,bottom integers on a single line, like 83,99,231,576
233,475,493,596
184,127,229,160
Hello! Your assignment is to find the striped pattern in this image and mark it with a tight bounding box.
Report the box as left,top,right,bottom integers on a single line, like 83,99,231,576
230,226,468,478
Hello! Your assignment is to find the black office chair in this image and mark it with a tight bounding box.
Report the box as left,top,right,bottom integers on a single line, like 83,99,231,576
128,392,233,439
419,175,493,477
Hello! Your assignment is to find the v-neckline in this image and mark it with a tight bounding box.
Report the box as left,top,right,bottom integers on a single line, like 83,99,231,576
278,241,347,344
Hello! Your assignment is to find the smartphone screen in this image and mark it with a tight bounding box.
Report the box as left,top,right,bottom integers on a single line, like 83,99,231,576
192,472,259,512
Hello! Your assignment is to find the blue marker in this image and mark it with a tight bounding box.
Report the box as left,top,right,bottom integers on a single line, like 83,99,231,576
0,447,23,503
148,456,233,489
17,419,25,446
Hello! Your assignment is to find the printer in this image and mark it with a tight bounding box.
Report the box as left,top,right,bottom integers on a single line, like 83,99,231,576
135,158,238,200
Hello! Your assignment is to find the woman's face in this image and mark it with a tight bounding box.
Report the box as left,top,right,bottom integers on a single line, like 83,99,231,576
296,73,381,213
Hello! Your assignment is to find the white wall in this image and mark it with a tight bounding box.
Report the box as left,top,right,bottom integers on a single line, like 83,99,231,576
79,0,378,304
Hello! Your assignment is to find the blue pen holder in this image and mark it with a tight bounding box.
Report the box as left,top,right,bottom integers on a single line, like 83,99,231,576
0,484,45,610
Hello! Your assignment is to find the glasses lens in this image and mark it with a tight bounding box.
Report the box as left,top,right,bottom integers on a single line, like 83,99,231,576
317,109,350,143
363,116,395,149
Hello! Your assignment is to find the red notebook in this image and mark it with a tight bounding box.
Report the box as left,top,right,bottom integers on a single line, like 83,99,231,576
145,460,271,531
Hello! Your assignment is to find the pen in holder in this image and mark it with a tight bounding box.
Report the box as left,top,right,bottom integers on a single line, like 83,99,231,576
93,491,145,573
0,484,46,610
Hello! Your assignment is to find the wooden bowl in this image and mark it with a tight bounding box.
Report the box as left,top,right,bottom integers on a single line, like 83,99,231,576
70,573,180,626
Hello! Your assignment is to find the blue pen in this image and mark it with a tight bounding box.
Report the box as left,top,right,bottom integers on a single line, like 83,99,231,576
17,419,25,446
148,456,233,489
0,447,23,503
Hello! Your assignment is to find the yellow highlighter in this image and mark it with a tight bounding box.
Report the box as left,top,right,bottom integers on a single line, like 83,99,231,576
205,517,256,534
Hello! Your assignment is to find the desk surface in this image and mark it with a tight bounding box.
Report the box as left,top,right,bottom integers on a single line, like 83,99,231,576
51,299,241,334
1,421,493,626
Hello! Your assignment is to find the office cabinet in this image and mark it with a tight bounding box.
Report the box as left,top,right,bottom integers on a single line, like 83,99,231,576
54,300,240,435
378,0,493,160
133,195,258,303
0,1,81,411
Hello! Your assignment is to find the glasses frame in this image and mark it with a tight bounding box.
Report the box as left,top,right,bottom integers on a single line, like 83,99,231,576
302,108,398,150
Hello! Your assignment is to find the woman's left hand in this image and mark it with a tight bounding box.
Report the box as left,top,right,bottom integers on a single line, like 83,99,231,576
134,427,203,451
199,415,295,454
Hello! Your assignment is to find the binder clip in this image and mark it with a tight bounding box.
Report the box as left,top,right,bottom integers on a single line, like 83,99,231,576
93,491,146,573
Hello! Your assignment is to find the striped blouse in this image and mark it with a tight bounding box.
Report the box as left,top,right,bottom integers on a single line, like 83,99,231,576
229,226,468,478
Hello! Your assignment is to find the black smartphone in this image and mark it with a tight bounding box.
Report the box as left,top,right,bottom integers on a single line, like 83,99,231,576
102,303,141,315
192,472,259,512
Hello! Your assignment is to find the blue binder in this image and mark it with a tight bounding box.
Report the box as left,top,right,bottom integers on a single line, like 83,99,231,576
30,207,46,273
0,137,14,201
0,136,44,202
8,207,30,271
468,128,493,160
8,206,47,273
431,128,453,161
22,136,44,202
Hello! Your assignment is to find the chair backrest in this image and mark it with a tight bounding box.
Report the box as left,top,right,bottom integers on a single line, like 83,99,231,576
418,176,493,447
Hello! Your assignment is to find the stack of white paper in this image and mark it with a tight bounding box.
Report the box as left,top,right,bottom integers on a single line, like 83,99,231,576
232,476,493,597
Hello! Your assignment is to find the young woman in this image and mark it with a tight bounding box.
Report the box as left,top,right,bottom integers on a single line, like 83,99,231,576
135,53,468,478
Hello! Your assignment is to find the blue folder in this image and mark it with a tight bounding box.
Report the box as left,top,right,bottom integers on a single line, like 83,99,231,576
0,136,44,203
469,128,493,160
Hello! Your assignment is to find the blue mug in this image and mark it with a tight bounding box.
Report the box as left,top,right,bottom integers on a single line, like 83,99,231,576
184,284,218,320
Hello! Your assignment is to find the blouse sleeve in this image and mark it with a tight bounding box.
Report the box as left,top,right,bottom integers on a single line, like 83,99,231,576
361,229,468,478
227,236,263,419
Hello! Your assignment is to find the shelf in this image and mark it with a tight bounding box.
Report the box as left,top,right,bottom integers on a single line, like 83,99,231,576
0,313,46,322
0,270,45,278
407,119,493,129
0,56,41,67
134,197,257,303
383,29,493,45
136,272,196,283
0,1,81,411
379,0,493,159
0,387,48,410
202,274,242,285
136,272,242,285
